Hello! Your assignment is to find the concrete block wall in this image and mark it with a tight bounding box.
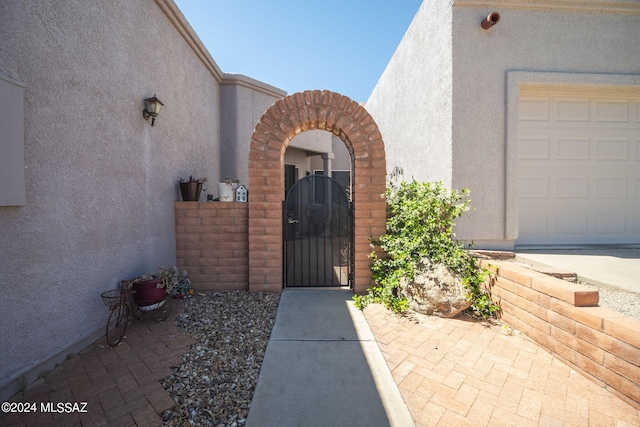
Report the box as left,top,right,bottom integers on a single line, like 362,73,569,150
175,202,249,291
483,260,640,409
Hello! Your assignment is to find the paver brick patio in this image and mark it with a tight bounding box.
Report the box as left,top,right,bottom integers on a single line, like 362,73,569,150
363,303,640,427
0,300,194,427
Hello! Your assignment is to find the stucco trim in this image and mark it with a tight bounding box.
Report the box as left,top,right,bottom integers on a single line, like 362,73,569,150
505,71,640,243
221,73,287,98
154,0,224,81
155,1,288,99
0,73,25,88
454,0,640,14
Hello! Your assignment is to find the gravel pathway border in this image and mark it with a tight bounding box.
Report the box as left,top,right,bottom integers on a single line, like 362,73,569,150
161,291,280,427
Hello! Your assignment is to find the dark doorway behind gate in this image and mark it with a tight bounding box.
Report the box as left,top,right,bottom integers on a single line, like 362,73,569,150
283,175,353,287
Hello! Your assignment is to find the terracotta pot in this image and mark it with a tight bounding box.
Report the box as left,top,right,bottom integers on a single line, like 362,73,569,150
180,181,203,201
132,278,166,307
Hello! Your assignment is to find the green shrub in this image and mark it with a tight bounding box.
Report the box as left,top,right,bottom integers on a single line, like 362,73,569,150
353,180,499,318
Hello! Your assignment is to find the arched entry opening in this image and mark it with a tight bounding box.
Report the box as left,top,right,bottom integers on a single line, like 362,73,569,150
248,90,386,294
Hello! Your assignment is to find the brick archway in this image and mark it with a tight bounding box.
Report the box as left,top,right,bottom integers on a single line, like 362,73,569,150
248,90,386,294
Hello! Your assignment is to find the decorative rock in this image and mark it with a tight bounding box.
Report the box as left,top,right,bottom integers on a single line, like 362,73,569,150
161,291,280,426
398,258,471,318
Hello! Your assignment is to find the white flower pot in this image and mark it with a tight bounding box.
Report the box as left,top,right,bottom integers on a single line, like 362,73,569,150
218,182,235,202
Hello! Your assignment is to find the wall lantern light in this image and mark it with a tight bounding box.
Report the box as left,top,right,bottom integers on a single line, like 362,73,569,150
143,94,164,126
481,12,500,29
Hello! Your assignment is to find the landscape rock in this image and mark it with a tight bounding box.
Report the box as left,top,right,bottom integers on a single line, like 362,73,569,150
398,258,471,318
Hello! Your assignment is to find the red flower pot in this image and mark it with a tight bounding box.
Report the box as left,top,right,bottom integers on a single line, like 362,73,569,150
132,278,166,307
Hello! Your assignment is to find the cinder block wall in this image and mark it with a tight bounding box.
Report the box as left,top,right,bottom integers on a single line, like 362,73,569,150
483,260,640,409
175,202,249,291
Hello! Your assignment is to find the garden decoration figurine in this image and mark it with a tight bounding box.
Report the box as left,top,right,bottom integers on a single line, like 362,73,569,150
235,184,248,202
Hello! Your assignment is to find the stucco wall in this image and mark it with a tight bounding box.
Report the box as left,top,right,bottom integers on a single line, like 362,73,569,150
450,2,640,246
284,131,335,185
366,0,454,186
367,0,640,249
0,0,221,395
310,135,352,172
284,147,313,177
288,129,332,155
220,74,287,186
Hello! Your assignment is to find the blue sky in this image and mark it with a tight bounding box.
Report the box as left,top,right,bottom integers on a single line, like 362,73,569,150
173,1,423,103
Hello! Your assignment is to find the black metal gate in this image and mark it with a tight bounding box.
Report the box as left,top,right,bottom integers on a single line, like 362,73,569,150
283,175,353,287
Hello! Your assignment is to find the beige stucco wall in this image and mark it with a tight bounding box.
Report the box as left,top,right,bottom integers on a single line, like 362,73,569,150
0,0,227,397
309,135,352,172
451,1,640,247
366,0,454,187
367,0,640,249
284,131,335,185
220,74,287,186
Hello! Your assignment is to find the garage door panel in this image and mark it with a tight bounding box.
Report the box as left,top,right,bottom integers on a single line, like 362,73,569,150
555,176,589,199
555,213,589,236
520,98,550,121
519,137,550,159
519,176,549,199
557,137,590,160
517,89,640,245
595,138,629,160
594,177,627,199
520,174,635,205
519,136,636,164
595,100,629,123
556,99,590,122
519,210,549,238
593,214,627,236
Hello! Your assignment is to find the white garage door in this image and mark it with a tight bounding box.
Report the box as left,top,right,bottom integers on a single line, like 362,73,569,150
517,87,640,245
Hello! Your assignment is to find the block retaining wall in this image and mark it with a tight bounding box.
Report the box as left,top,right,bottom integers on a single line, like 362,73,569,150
175,202,249,291
483,260,640,409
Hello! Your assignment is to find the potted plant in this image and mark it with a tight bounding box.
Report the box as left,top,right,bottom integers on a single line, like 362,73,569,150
179,176,207,201
122,266,193,309
218,177,239,202
159,266,194,299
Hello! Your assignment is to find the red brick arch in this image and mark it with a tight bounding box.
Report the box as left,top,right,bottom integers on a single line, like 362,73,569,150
248,90,386,293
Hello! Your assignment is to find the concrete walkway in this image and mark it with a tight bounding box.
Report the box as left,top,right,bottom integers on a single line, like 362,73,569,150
516,247,640,293
246,288,414,427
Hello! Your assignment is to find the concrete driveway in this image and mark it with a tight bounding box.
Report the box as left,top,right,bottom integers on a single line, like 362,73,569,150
515,247,640,293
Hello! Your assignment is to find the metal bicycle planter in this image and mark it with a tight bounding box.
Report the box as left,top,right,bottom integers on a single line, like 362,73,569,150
101,281,172,347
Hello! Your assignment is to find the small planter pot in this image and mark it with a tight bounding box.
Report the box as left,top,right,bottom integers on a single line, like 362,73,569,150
180,181,203,201
218,182,235,202
132,278,166,307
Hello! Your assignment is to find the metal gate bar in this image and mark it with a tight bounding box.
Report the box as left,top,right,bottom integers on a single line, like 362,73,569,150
283,175,352,288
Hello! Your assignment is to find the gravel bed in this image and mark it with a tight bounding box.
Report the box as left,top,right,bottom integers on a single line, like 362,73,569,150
578,281,640,321
161,291,280,427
